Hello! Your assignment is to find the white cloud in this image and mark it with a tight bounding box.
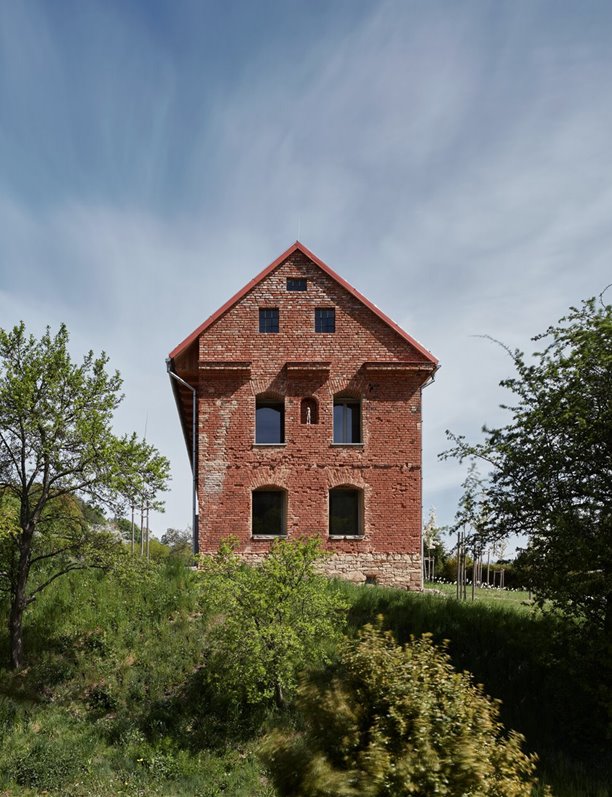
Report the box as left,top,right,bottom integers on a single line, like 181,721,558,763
1,1,611,547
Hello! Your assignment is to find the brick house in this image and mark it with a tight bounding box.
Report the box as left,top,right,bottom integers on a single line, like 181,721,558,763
167,242,438,589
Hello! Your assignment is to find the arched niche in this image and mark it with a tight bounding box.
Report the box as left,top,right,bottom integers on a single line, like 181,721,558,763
300,397,319,425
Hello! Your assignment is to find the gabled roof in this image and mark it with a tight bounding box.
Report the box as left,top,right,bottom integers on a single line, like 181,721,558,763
168,241,438,365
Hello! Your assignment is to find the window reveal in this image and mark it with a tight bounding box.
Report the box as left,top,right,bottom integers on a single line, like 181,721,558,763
333,398,361,443
252,490,286,536
329,488,363,536
256,399,285,443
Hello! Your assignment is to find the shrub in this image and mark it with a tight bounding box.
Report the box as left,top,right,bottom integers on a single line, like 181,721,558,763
261,623,548,797
199,537,348,709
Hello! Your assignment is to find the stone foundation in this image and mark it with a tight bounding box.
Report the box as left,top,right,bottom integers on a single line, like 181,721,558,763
319,552,422,590
240,550,422,591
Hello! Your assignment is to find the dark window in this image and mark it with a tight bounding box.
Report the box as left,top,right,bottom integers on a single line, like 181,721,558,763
333,398,361,443
329,488,362,536
301,397,318,425
252,490,286,536
259,308,279,333
315,307,335,333
256,399,284,443
287,277,307,291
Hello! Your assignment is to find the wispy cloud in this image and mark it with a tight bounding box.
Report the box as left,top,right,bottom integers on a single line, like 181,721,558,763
1,1,611,545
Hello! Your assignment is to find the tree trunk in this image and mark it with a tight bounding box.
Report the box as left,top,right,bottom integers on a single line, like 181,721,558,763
9,540,30,670
274,679,284,709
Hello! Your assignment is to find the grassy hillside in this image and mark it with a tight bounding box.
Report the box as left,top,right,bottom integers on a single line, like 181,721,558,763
0,560,276,796
0,562,609,796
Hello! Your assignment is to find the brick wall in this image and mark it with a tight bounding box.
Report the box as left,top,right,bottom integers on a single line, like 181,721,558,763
194,251,432,589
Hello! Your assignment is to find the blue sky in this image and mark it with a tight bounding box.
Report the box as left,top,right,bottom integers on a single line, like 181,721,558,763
1,1,611,554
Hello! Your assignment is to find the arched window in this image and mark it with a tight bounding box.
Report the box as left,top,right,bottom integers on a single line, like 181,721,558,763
300,397,318,425
256,396,285,444
329,486,363,537
252,488,287,537
333,394,361,443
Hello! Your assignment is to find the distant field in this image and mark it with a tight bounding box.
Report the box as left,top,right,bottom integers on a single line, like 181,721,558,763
424,581,535,611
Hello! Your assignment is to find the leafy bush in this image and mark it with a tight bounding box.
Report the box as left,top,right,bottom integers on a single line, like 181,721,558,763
342,581,612,764
199,537,348,709
261,623,548,797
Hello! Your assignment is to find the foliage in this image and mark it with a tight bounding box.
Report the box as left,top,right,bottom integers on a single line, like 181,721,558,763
340,582,610,791
0,708,99,790
147,537,172,562
112,432,170,516
115,516,140,542
161,527,191,548
441,296,612,633
0,559,607,796
161,526,194,563
0,322,170,667
422,507,447,574
80,499,107,527
435,556,520,588
0,560,276,796
261,622,546,797
199,537,348,708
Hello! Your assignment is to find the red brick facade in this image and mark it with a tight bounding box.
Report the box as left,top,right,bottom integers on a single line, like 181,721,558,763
168,243,437,589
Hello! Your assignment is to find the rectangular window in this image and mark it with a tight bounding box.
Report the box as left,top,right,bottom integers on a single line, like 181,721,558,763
333,399,361,443
329,488,362,536
256,399,285,444
259,308,279,333
287,277,307,291
315,308,335,333
252,490,286,536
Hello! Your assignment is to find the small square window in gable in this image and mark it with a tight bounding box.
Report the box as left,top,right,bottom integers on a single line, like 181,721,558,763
315,307,335,333
287,277,307,291
259,308,279,333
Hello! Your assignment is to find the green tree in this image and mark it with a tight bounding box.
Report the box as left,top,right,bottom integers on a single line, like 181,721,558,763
0,322,170,668
161,526,193,561
442,296,612,632
199,537,348,708
113,432,169,555
261,623,545,797
115,517,139,542
422,507,446,580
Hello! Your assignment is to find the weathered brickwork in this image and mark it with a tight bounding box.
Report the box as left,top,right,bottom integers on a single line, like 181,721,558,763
170,245,437,589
